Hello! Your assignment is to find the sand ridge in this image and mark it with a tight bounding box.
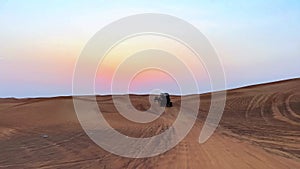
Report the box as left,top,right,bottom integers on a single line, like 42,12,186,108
0,78,299,168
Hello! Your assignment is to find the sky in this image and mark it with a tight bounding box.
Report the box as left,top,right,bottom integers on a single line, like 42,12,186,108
0,0,299,97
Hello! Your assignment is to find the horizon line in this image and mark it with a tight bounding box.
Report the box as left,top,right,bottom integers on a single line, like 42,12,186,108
1,77,299,99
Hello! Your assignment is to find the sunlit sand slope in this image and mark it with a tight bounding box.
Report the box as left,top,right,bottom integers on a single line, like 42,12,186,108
0,79,299,168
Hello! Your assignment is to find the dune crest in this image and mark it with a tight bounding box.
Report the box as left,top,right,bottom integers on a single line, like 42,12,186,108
0,78,299,168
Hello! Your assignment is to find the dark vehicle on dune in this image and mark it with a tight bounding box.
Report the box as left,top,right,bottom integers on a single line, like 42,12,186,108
154,93,173,107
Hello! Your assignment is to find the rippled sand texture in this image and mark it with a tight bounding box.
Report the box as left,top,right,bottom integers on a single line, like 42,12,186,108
0,78,299,169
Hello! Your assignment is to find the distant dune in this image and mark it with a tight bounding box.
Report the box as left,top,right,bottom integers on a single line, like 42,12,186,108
0,78,299,168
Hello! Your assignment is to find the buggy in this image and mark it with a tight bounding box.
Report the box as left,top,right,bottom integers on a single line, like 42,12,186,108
154,93,173,107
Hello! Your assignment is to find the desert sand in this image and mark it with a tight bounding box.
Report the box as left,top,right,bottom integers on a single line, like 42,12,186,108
0,78,299,169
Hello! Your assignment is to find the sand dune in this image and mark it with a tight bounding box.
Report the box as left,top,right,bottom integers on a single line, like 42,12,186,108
0,79,299,168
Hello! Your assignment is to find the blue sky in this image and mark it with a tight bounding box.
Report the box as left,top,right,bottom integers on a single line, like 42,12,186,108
0,0,299,97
